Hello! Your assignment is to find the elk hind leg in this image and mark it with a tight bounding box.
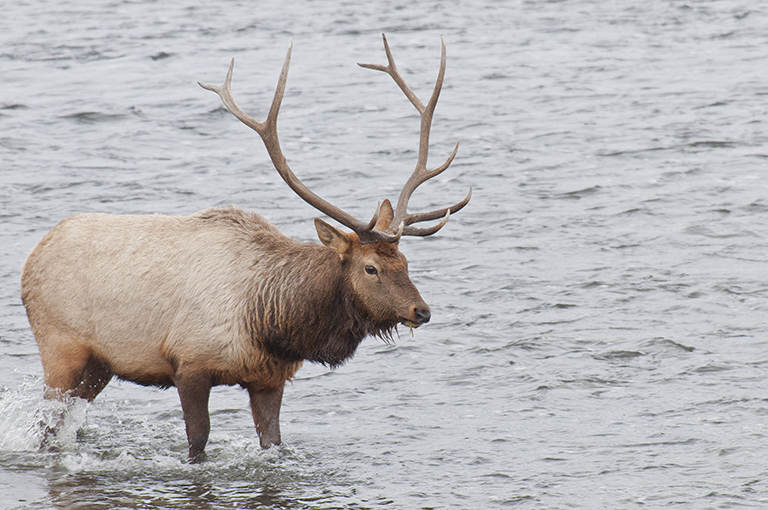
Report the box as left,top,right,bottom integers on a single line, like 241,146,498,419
71,357,113,402
34,330,94,447
37,330,93,399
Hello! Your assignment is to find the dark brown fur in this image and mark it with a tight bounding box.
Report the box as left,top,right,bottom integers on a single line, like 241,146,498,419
199,207,399,367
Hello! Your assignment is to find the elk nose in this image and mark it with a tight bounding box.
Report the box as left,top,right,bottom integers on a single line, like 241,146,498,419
413,306,431,325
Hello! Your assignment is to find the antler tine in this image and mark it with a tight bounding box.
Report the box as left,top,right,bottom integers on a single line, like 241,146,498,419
359,34,426,114
198,58,262,132
402,187,472,233
200,41,394,244
359,34,471,237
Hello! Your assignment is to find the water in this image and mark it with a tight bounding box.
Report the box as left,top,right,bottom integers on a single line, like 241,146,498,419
2,0,768,508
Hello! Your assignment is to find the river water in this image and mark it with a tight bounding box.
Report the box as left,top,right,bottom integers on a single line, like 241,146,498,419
2,0,768,508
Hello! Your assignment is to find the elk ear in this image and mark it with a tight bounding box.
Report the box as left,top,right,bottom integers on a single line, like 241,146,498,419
315,218,352,254
374,199,395,231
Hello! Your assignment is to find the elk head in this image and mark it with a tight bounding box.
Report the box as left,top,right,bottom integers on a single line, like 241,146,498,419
199,34,470,330
314,202,430,331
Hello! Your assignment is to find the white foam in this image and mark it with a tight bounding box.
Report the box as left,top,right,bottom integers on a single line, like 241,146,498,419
0,374,88,452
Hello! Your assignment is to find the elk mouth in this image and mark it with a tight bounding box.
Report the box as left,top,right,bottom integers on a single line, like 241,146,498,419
400,319,423,329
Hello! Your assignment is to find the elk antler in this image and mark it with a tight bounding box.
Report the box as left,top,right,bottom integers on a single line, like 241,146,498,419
199,41,396,244
359,34,471,238
199,35,469,244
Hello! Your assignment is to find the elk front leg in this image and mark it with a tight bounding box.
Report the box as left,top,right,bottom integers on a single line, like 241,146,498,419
174,371,212,463
247,383,284,449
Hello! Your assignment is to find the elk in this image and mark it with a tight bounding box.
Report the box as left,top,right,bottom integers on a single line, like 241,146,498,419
20,34,470,462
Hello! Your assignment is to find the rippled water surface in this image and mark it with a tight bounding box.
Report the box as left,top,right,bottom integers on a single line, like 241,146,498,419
2,1,768,508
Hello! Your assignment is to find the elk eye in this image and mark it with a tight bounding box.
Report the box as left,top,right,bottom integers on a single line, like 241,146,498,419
365,265,378,276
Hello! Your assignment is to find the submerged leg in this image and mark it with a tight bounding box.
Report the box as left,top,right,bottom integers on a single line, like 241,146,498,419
35,331,93,448
174,371,213,463
43,356,112,449
247,383,284,449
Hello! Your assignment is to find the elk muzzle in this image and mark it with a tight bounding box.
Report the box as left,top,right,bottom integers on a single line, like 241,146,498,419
402,303,431,328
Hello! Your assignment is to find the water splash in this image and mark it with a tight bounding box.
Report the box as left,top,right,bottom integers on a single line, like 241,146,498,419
0,374,88,452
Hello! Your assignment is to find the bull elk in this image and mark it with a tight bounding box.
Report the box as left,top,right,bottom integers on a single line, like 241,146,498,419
21,34,470,461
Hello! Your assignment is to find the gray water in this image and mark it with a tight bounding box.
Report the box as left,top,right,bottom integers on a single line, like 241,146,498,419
2,0,768,508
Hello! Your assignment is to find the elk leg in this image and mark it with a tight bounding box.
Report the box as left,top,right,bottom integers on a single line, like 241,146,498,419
72,357,113,402
174,371,212,463
33,330,93,448
247,383,284,449
36,330,91,399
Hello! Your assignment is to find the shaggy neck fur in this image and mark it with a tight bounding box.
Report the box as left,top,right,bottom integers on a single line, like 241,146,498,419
197,206,397,368
243,245,397,367
246,244,397,367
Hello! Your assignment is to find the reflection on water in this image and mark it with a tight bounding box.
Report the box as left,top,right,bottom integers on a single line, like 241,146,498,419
44,452,327,510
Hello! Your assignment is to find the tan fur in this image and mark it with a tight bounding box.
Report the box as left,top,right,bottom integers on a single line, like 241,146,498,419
22,207,304,392
21,205,429,457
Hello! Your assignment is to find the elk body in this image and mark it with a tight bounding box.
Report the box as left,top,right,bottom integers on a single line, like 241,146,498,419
21,35,470,461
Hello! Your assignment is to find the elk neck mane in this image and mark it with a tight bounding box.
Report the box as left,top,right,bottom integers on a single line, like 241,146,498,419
195,206,398,368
